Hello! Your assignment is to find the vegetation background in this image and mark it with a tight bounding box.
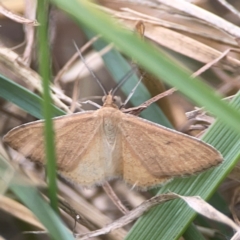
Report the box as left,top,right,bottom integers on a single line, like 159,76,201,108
0,0,240,239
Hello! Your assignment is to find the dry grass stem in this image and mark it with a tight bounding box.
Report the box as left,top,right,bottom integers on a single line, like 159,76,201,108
155,0,240,38
22,0,37,65
102,182,129,215
0,2,39,26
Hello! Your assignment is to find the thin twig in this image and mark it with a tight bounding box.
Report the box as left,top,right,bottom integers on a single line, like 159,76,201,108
192,48,240,78
23,0,37,66
0,48,71,113
118,7,238,47
10,41,26,51
58,198,96,231
156,0,240,38
0,2,39,26
124,47,239,115
76,193,177,239
0,107,26,122
102,182,129,215
216,0,240,19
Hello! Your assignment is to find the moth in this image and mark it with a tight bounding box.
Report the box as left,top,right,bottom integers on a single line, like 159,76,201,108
4,90,223,190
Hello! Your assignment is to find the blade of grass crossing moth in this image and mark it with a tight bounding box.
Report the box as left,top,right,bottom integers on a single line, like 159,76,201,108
83,28,172,128
50,0,240,134
0,74,65,119
37,1,58,212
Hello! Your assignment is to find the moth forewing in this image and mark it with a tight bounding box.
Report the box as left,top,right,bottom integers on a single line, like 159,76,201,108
120,113,223,178
4,111,98,171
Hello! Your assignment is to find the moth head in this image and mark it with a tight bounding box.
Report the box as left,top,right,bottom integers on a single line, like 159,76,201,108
102,93,122,109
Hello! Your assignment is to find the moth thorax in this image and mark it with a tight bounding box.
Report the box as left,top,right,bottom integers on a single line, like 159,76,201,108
103,117,118,146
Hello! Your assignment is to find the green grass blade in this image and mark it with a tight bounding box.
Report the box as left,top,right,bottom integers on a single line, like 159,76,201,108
183,223,206,240
10,179,74,240
37,0,58,212
0,74,65,119
51,0,240,134
0,157,14,195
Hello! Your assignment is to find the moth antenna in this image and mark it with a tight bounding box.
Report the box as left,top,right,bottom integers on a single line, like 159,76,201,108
121,74,144,108
111,66,137,96
73,41,107,96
